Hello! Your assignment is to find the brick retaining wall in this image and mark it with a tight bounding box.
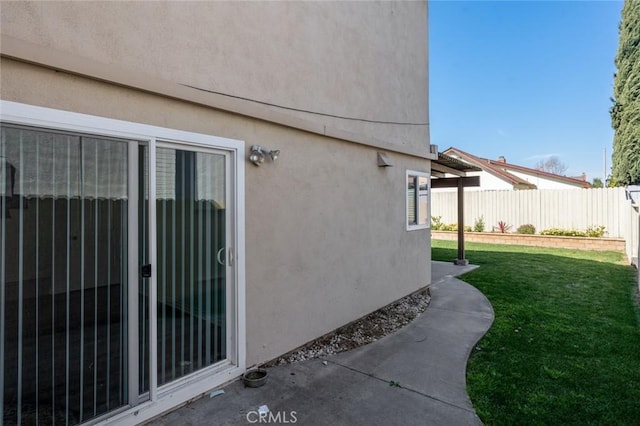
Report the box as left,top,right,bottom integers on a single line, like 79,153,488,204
431,231,626,253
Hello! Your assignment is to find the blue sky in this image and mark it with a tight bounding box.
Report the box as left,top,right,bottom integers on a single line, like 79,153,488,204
429,0,623,181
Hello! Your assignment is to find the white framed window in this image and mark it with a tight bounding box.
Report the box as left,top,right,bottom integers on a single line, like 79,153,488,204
406,170,430,230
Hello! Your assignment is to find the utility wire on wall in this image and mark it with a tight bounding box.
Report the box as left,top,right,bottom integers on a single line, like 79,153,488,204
182,84,429,126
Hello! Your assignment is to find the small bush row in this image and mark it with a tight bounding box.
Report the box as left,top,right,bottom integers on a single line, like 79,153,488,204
431,216,471,232
540,228,587,237
540,225,606,238
432,216,607,238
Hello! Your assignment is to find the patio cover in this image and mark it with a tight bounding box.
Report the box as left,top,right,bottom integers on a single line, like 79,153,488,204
430,152,482,265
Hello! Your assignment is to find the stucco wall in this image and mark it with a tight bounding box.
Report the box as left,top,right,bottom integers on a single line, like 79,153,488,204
1,58,431,366
0,0,429,155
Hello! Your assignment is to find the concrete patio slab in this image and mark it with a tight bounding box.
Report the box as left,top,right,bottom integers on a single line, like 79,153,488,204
149,262,494,425
328,269,493,413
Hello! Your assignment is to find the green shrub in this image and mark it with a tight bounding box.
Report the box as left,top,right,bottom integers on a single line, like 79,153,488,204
473,216,485,232
540,228,587,237
431,217,471,233
442,223,457,231
586,225,607,238
540,226,607,238
516,224,536,234
431,216,445,230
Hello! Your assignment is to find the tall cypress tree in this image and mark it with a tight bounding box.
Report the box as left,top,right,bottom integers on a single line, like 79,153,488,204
611,0,640,186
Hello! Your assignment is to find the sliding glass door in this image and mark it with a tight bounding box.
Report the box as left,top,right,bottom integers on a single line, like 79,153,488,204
0,125,130,424
1,120,237,425
155,145,229,386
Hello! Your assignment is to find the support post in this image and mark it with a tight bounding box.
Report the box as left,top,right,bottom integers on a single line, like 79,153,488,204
455,177,468,265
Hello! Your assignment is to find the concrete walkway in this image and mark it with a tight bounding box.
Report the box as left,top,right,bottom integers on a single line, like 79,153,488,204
150,262,494,425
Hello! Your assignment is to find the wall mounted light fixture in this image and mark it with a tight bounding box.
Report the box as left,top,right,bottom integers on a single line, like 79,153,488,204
249,145,280,166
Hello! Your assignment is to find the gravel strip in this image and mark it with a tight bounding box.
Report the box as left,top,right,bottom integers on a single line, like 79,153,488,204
264,289,431,366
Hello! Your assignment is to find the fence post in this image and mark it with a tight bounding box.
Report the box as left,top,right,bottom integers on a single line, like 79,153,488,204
636,208,640,292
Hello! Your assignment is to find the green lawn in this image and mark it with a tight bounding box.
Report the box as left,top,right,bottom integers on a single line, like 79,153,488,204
432,240,640,425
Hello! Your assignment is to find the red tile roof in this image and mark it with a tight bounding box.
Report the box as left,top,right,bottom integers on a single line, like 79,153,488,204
443,147,591,189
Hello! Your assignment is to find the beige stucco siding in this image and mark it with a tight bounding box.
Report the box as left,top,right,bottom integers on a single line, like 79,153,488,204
1,58,431,366
0,1,429,155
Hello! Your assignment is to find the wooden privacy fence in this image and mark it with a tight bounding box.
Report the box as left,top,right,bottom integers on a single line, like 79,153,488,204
431,187,640,267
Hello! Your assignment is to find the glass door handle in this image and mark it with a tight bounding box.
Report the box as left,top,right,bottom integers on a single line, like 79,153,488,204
141,264,152,278
216,247,226,266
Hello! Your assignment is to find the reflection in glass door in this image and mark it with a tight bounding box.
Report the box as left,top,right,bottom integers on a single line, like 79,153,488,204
155,146,227,386
0,125,130,424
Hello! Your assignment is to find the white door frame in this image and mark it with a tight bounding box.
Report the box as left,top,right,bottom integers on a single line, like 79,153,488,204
151,141,238,395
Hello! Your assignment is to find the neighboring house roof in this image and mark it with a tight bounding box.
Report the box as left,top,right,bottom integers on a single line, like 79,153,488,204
443,147,592,189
